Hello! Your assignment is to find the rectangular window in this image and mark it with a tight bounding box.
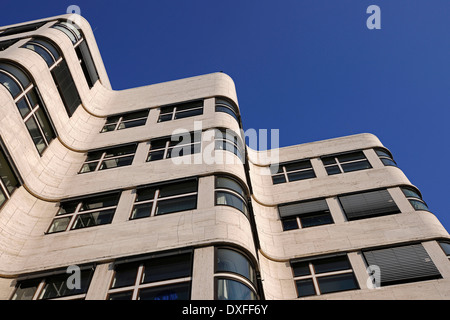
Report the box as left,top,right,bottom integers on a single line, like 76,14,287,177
79,144,137,174
101,110,149,133
291,255,358,297
0,143,21,208
321,151,372,175
52,21,99,89
271,160,316,185
338,189,400,221
12,265,94,300
279,199,333,231
51,59,82,117
147,132,201,162
439,242,450,260
75,40,99,88
158,100,203,122
47,192,121,233
0,21,46,38
363,244,442,286
131,179,198,220
0,39,19,51
107,251,193,300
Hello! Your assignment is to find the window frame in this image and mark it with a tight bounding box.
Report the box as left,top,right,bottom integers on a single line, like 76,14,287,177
214,176,249,219
271,159,316,185
214,246,259,301
0,139,22,209
291,254,359,298
46,191,121,234
321,150,372,176
0,61,57,155
130,179,198,220
278,198,334,231
157,100,204,123
107,251,193,300
147,131,202,162
375,148,397,167
401,186,430,212
101,109,150,133
79,143,138,174
11,265,95,300
215,97,240,122
214,128,245,163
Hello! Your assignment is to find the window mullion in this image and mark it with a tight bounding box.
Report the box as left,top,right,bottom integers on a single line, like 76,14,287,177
132,264,145,300
33,279,46,300
114,117,123,131
150,189,160,217
309,263,321,296
95,152,107,172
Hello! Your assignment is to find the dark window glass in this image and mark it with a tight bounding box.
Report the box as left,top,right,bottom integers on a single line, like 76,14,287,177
217,249,256,285
0,71,21,98
0,39,19,51
439,242,450,256
300,212,333,228
75,40,99,88
317,273,358,294
71,209,115,229
282,218,298,231
112,262,140,288
139,282,190,300
155,195,197,215
12,279,41,300
51,60,81,117
142,253,192,284
217,278,257,300
0,21,46,37
296,279,316,297
40,269,93,299
313,256,352,274
292,261,311,277
108,291,133,300
0,147,20,195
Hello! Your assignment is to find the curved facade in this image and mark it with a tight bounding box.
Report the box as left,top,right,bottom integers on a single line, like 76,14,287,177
0,14,448,300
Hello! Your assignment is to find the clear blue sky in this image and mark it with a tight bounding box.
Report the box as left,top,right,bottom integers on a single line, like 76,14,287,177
2,0,449,232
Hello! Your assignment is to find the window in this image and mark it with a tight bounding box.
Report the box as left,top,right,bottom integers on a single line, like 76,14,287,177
158,100,203,122
439,242,450,259
47,192,121,233
375,148,397,167
0,62,56,155
321,151,372,175
12,265,94,300
279,199,333,231
291,255,358,297
131,179,198,219
363,243,442,286
108,251,193,300
0,39,19,51
271,160,316,185
214,128,245,162
23,38,82,117
0,21,46,38
215,98,240,122
215,247,259,300
215,176,249,218
79,144,137,174
101,110,149,132
52,21,99,88
401,187,430,211
0,143,21,208
338,189,400,221
147,132,201,162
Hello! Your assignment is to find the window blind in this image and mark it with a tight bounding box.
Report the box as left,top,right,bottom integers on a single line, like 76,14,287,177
338,189,399,221
363,244,441,286
279,199,329,218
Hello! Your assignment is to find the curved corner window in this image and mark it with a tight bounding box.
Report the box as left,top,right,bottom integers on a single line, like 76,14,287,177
439,242,450,259
215,176,249,218
216,248,257,285
214,128,245,163
0,142,21,209
0,62,56,155
52,21,99,88
375,148,397,167
215,98,240,122
23,38,81,117
401,187,429,211
215,247,259,300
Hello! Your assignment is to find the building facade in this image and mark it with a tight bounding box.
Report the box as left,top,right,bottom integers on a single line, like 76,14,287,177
0,14,448,300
